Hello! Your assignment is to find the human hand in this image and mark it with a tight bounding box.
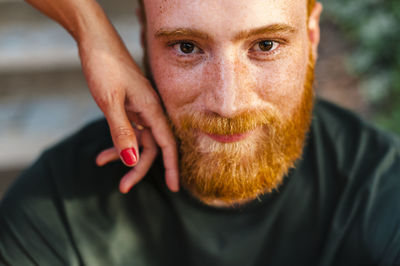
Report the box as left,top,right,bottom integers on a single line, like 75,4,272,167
96,126,162,193
79,41,179,194
24,0,179,193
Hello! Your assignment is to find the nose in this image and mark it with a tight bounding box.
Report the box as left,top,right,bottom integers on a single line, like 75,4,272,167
203,51,256,118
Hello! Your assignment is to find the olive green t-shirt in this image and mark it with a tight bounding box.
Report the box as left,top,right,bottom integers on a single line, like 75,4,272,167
1,100,399,266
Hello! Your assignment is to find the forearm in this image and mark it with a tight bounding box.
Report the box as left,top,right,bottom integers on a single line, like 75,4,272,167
24,0,179,192
25,0,127,54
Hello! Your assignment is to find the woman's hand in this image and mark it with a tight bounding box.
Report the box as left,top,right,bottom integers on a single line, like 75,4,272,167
96,126,160,193
79,41,179,193
25,0,179,193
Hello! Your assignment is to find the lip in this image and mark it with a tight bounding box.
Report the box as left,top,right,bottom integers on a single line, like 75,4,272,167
205,132,252,143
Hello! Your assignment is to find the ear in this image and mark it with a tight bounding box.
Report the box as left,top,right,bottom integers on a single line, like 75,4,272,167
136,7,146,49
308,2,323,60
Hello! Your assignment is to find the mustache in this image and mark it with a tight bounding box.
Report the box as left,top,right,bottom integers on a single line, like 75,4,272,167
180,109,281,135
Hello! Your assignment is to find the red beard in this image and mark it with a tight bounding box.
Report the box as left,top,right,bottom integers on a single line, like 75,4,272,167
172,55,315,206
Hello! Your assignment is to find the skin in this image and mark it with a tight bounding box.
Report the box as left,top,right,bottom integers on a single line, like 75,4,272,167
143,0,322,206
25,0,180,193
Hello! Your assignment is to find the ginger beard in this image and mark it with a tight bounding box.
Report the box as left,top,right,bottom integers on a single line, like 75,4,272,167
170,54,315,206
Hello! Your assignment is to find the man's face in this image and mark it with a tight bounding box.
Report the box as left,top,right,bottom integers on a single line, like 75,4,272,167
143,0,321,206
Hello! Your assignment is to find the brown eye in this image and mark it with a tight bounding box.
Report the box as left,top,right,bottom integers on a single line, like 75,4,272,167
180,42,195,54
249,40,279,55
171,41,202,57
258,40,274,51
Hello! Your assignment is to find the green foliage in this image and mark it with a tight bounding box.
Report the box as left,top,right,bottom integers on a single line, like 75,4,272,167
320,0,400,134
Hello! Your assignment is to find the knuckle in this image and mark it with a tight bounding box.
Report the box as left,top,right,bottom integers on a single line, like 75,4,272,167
138,93,161,110
96,90,123,112
113,126,135,140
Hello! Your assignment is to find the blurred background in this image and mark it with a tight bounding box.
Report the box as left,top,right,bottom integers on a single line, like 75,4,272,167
0,0,399,197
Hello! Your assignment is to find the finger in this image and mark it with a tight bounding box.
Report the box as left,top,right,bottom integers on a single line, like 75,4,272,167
126,111,145,131
142,104,180,192
119,130,159,193
104,103,139,167
119,147,158,193
96,126,143,167
96,147,119,166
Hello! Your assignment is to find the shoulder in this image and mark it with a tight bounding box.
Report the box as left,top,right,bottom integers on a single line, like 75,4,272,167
32,118,123,196
312,99,400,263
312,99,399,175
0,118,125,214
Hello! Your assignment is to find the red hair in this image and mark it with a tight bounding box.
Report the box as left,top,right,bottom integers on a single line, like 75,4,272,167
139,0,316,17
308,0,316,16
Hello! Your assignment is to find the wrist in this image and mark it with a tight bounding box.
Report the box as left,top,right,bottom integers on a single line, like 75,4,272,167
72,0,112,42
26,0,104,41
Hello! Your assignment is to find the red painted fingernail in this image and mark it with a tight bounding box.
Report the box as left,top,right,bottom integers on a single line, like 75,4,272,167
120,148,137,166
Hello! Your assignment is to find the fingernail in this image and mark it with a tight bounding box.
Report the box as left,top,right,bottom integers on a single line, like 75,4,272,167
120,148,137,166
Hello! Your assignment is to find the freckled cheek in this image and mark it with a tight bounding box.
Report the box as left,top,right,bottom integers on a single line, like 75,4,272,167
251,59,308,115
152,61,205,116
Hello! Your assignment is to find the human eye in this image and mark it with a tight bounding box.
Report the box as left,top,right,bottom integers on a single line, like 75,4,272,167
250,40,280,53
170,41,202,55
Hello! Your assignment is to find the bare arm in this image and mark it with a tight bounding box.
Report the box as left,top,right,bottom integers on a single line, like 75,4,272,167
25,0,179,192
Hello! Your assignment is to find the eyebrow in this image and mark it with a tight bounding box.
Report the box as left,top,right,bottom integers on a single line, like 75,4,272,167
155,28,211,40
232,24,297,42
155,23,297,42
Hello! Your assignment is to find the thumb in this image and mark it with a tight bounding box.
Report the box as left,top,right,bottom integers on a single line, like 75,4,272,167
104,105,139,167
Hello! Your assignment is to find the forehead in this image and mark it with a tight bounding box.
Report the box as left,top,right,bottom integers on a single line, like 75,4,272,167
144,0,307,35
